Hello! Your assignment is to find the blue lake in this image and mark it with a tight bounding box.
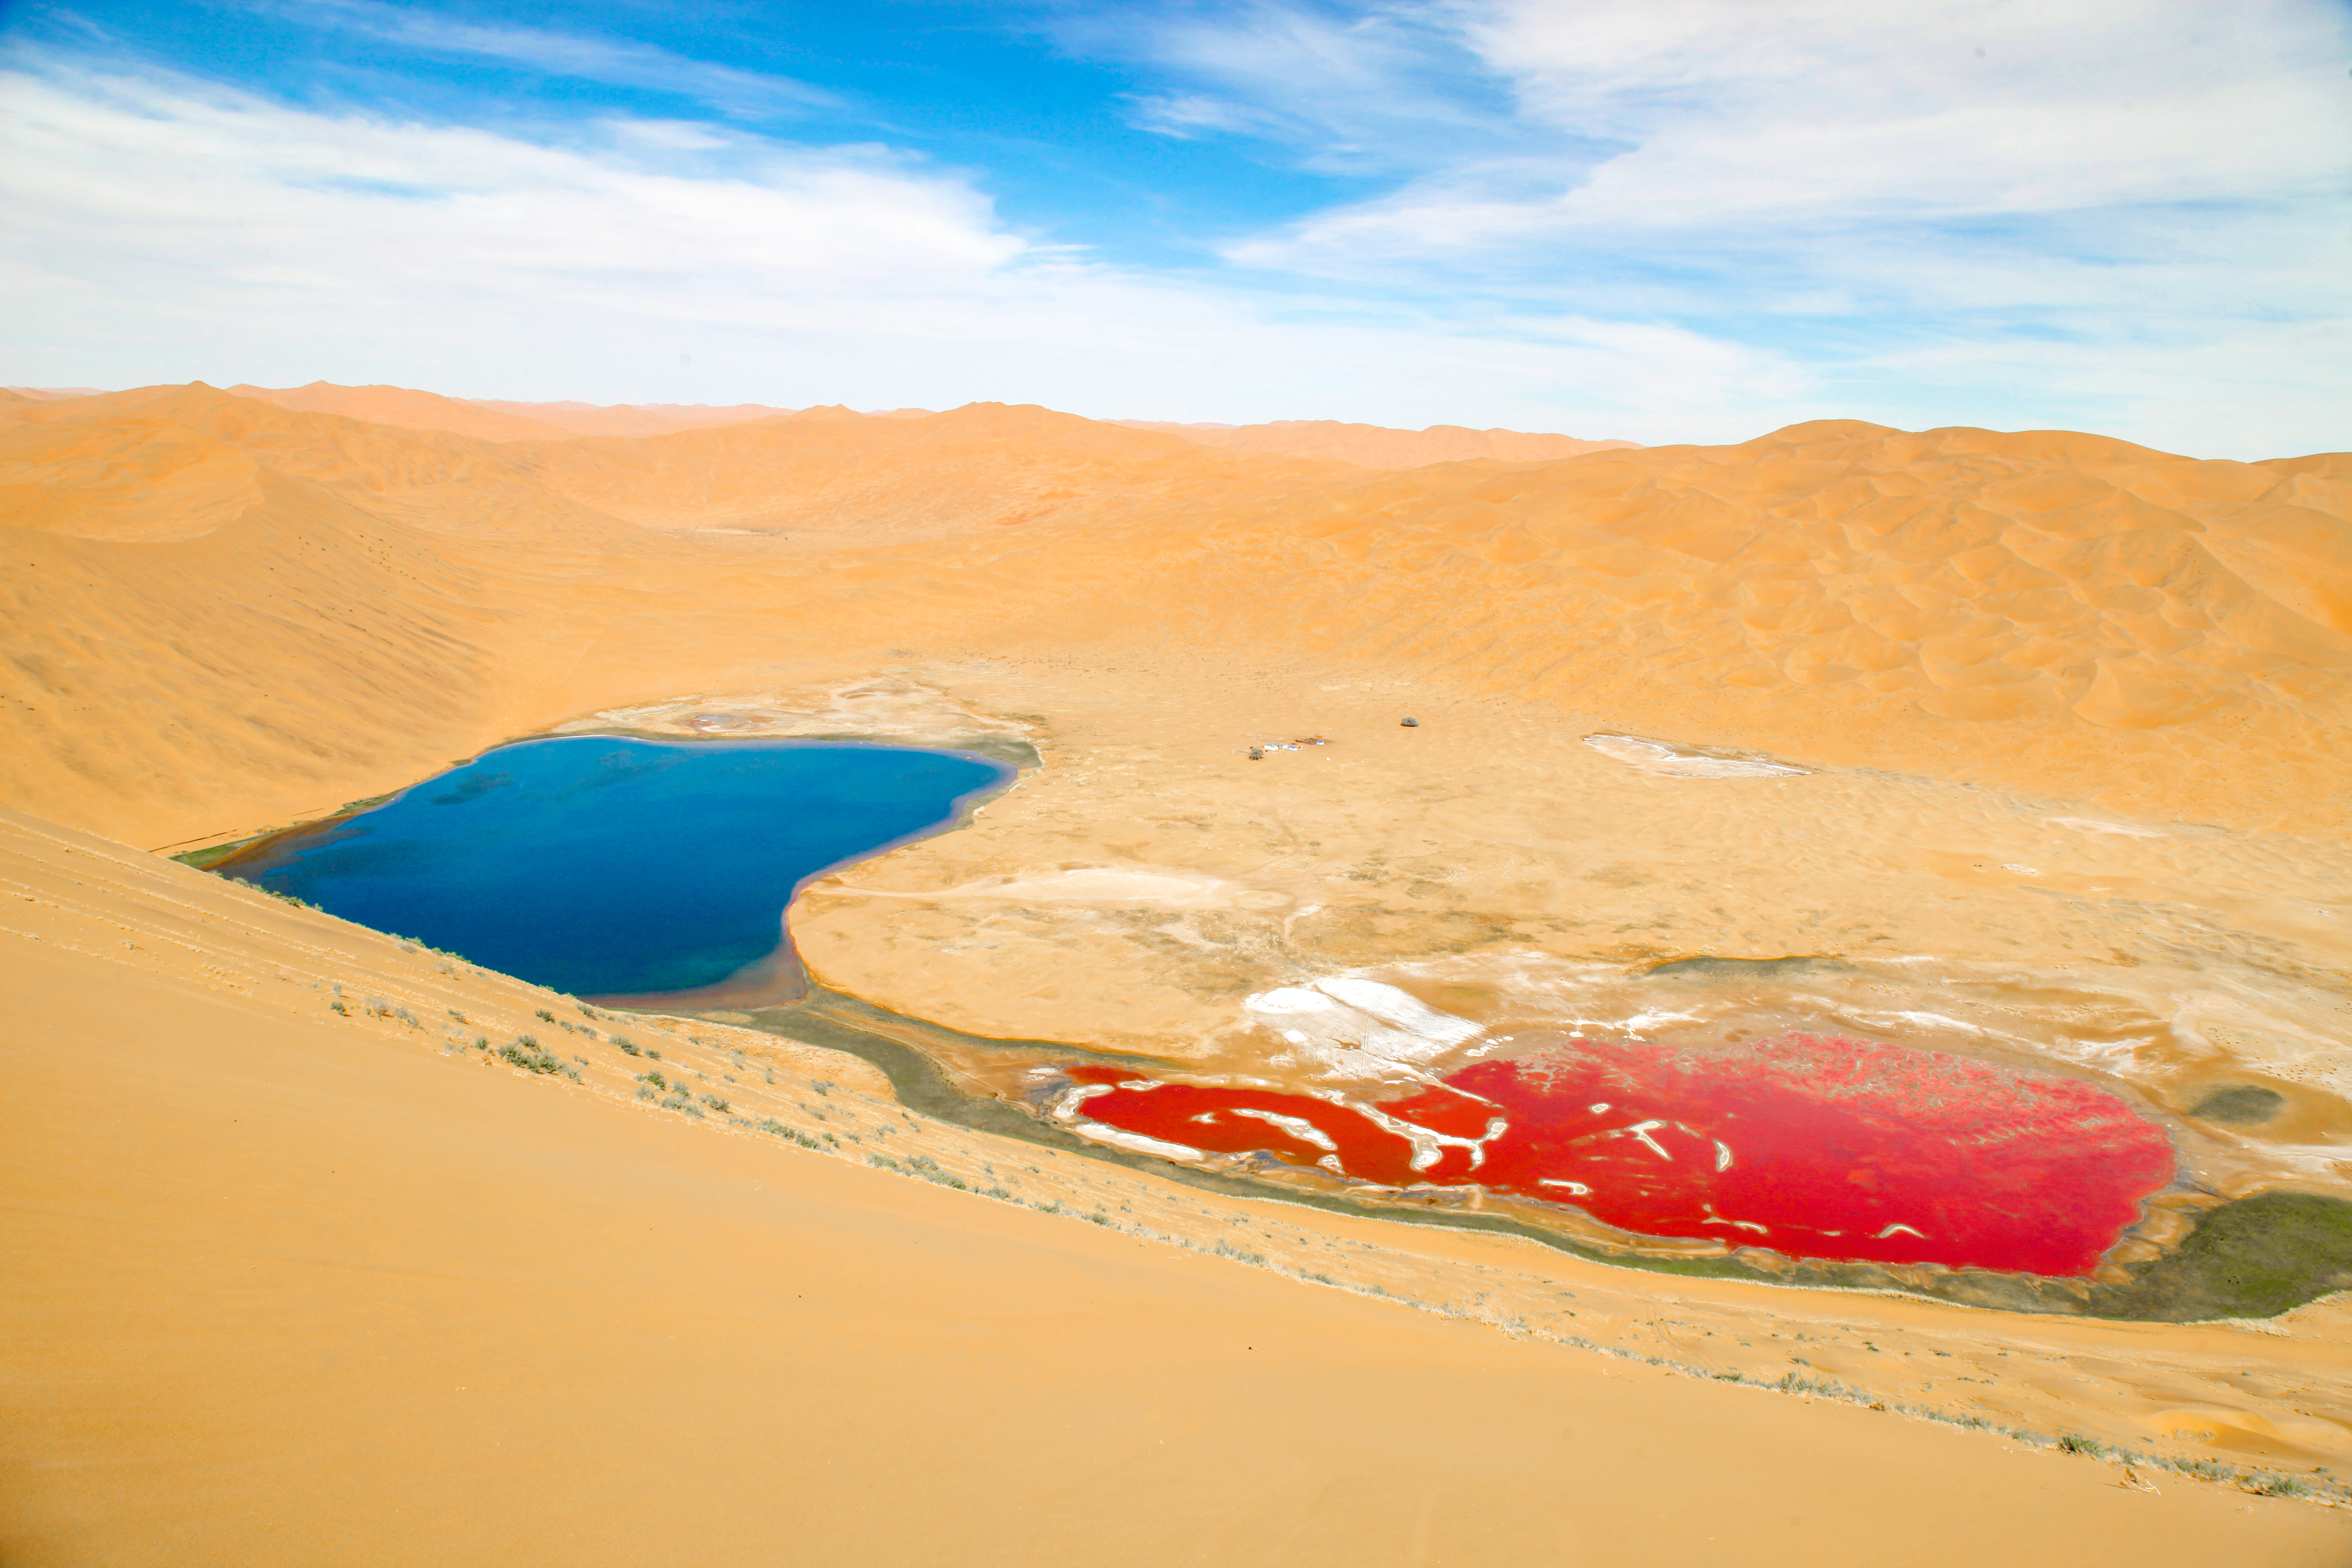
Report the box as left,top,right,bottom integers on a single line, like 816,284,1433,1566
220,737,1013,999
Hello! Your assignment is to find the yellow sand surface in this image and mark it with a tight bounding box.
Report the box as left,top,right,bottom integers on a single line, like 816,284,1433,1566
1120,416,1641,466
5,382,2352,1559
226,379,588,441
460,396,798,438
6,806,2345,1565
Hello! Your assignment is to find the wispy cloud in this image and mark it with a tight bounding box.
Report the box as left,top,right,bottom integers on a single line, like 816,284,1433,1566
256,0,842,119
1093,1,1517,173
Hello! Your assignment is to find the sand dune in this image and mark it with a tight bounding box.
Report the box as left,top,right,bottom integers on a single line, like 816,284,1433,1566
1120,417,1640,467
511,399,1328,540
1200,419,2352,805
6,379,2352,1554
462,397,800,438
3,382,2347,840
227,379,587,441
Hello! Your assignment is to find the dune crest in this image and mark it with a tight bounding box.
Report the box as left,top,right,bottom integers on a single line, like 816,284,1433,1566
226,379,584,441
460,397,798,438
3,382,2347,843
1226,419,2352,752
1120,418,1640,467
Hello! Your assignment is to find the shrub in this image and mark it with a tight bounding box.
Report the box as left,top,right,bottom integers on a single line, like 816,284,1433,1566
701,1095,730,1113
446,1008,467,1023
637,1071,667,1091
615,1038,641,1056
535,1009,556,1023
644,1049,661,1061
499,1040,576,1079
2057,1434,2106,1457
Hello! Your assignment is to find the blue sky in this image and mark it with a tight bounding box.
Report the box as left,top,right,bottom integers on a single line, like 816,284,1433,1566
1,0,2347,454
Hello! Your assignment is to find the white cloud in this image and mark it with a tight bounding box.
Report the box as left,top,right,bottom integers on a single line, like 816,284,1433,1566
0,57,1800,440
1197,0,2351,260
1098,1,1510,170
1126,91,1272,139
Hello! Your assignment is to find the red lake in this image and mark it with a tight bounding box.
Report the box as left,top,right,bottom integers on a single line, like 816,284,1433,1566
1062,1031,2178,1276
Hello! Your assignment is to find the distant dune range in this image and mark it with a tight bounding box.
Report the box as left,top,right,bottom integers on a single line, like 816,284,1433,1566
1117,417,1641,466
9,379,2352,1554
2,381,2343,847
215,379,1640,465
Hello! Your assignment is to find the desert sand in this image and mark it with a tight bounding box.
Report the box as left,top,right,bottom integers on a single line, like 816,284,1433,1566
461,397,801,438
5,382,2350,1562
1119,416,1640,466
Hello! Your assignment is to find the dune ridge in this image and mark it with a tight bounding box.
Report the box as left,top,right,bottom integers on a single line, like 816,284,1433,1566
224,379,588,441
1118,417,1640,467
461,396,799,438
3,385,2347,847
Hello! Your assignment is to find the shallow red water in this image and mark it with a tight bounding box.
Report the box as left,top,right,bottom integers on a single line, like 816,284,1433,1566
1063,1031,2177,1276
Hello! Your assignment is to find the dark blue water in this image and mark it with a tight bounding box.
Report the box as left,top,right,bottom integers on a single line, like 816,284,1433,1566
221,737,1011,998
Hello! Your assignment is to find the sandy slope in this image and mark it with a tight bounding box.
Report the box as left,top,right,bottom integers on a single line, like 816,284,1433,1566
5,382,2352,1558
5,807,2343,1565
462,397,800,437
1120,416,1640,467
511,400,1328,542
3,386,2345,842
226,380,589,441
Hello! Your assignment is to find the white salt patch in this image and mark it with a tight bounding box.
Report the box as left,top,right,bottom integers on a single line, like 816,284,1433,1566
1622,1119,1674,1160
1333,1093,1510,1173
1701,1209,1772,1234
1243,978,1484,1070
2045,817,2166,839
1317,977,1483,1048
1584,734,1808,779
1222,1106,1338,1152
1070,1121,1205,1161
